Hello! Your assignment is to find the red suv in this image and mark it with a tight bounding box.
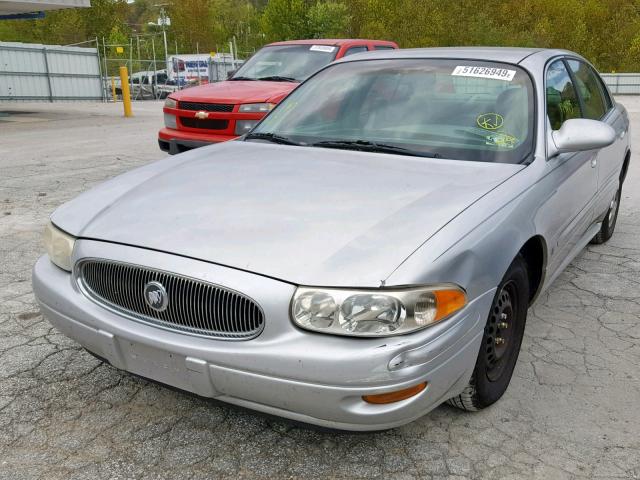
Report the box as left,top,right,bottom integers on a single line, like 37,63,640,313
159,39,398,154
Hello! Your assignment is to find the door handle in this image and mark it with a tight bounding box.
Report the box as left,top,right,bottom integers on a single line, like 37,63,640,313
591,157,597,168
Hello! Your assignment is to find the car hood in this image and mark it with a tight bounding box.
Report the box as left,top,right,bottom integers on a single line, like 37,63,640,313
173,80,297,105
52,142,523,287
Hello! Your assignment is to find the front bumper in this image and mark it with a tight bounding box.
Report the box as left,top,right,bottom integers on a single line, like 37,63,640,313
33,240,492,431
158,128,238,154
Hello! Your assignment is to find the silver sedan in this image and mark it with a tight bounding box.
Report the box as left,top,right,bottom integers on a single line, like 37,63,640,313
33,47,630,431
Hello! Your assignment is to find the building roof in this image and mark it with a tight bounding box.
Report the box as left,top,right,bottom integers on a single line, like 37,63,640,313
0,0,89,18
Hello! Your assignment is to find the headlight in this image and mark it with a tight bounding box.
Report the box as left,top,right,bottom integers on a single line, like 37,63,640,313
164,97,177,109
291,285,466,337
164,113,177,129
234,120,259,135
239,103,275,113
43,221,76,271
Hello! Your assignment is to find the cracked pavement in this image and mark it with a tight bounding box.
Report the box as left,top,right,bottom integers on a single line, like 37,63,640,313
1,100,639,479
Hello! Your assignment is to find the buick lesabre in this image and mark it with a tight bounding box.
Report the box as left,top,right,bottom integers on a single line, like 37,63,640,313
33,48,630,430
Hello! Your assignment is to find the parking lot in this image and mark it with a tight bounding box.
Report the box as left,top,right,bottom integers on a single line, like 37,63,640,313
1,99,639,479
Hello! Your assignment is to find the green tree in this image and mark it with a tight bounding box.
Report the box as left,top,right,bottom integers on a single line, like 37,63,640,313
4,0,640,72
260,0,308,41
307,1,350,38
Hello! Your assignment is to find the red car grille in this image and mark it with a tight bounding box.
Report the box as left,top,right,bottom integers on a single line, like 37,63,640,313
180,117,229,130
179,102,234,112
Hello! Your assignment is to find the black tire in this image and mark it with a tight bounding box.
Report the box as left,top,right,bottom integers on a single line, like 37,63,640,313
591,186,621,244
448,254,529,411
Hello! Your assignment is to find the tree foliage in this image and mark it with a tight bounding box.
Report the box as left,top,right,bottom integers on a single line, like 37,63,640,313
1,0,640,71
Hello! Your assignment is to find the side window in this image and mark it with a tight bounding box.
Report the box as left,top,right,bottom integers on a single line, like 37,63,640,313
567,60,607,120
374,45,396,50
342,46,368,57
546,60,581,130
597,74,614,110
131,76,140,85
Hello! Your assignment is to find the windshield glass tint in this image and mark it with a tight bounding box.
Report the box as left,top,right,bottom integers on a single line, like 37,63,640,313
251,59,535,163
232,44,338,82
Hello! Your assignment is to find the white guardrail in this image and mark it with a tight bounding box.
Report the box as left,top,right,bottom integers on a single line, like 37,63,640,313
601,73,640,95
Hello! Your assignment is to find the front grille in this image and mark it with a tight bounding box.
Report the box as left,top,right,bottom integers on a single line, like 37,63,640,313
179,102,234,112
180,117,229,130
77,259,264,340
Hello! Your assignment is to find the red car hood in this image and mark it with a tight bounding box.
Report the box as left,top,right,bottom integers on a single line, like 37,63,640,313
172,80,298,104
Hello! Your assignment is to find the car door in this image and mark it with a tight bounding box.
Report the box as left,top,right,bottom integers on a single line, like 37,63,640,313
544,59,599,276
566,59,625,219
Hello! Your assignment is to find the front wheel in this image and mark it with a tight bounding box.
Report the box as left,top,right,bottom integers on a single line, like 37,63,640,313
448,254,529,411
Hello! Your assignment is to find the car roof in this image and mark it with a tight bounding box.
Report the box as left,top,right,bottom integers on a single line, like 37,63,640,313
267,39,397,47
335,46,580,65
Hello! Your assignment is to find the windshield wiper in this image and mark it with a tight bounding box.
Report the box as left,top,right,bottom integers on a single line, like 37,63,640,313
244,132,304,146
257,75,298,82
228,76,256,81
312,140,440,158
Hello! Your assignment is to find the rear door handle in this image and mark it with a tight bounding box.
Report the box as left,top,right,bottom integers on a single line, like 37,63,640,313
591,157,597,168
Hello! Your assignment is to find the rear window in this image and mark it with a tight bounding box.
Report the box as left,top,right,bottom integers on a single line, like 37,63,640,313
251,59,535,164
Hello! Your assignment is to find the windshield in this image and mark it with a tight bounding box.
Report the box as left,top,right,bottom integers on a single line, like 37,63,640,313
231,44,338,82
248,59,535,163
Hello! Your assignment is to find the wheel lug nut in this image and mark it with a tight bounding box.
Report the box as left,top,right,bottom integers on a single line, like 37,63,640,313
500,313,507,320
495,337,505,345
498,322,508,329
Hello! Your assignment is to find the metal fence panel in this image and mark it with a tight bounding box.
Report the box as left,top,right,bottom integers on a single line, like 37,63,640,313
0,41,103,101
601,73,640,95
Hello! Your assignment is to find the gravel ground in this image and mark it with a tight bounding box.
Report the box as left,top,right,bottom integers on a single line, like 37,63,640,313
1,100,639,480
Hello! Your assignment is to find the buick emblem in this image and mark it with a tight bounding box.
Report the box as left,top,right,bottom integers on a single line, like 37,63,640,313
194,110,209,120
144,281,168,312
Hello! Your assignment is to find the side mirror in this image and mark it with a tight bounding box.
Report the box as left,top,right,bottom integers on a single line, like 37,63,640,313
549,118,616,158
226,69,237,80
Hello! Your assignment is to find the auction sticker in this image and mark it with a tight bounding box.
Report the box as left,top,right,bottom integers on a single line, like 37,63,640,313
452,65,516,81
310,45,336,53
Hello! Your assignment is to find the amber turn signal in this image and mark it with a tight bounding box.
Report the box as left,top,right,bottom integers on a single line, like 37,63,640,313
434,289,467,322
362,382,427,404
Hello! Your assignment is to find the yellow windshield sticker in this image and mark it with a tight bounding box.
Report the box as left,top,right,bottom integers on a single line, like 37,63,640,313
477,113,504,130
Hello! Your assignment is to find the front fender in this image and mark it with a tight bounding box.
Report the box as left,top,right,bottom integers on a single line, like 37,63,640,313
385,160,546,304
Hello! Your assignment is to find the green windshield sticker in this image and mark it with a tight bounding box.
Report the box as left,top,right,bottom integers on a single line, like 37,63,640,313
485,132,518,148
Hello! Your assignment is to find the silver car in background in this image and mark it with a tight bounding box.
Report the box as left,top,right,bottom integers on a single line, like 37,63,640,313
33,48,630,431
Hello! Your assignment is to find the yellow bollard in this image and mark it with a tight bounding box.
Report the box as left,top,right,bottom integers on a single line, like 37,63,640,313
119,66,133,117
110,76,117,103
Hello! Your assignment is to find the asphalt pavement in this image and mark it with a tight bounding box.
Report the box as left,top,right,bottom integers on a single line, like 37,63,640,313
1,100,639,479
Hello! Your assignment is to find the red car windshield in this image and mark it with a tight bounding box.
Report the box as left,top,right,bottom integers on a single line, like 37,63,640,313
230,44,338,83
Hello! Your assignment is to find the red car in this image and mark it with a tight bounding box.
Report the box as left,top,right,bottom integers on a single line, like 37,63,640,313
159,39,398,154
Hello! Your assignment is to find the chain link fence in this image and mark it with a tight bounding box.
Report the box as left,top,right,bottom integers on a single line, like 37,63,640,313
99,34,245,102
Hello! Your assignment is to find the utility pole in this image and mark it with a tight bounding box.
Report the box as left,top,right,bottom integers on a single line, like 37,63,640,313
160,7,169,71
151,4,170,71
